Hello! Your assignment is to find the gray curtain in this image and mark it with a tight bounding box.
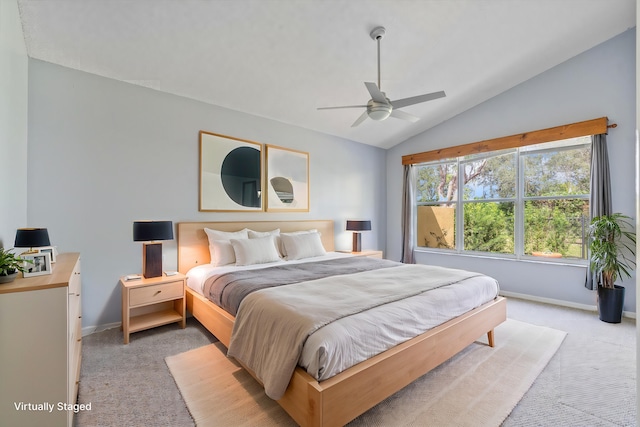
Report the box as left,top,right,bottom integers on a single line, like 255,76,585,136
401,165,416,264
585,133,612,289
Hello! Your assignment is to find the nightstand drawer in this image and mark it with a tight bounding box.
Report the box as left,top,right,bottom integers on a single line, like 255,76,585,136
129,280,183,307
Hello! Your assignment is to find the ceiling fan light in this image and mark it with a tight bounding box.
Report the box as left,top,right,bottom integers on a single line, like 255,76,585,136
368,105,392,121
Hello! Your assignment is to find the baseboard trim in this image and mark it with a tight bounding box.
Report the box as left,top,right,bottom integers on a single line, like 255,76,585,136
82,321,121,337
82,313,196,337
82,295,635,336
499,290,636,319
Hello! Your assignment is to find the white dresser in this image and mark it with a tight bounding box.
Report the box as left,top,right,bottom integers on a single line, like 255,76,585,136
0,253,82,427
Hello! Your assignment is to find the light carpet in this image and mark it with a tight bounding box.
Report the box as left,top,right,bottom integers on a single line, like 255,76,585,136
166,319,566,427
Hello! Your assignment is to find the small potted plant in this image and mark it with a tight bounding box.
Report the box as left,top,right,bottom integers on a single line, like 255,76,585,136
588,213,636,323
0,248,30,283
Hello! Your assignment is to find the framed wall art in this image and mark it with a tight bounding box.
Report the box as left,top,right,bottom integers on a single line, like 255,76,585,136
265,144,309,212
199,131,263,212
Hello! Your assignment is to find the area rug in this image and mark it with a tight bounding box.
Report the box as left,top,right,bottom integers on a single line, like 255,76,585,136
166,319,566,426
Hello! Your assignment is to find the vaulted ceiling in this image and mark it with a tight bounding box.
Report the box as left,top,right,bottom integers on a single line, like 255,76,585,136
17,0,636,148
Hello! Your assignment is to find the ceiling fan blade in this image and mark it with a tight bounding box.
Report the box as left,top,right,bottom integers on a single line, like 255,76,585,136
317,105,367,110
351,111,369,127
389,109,420,123
391,91,446,109
364,82,387,103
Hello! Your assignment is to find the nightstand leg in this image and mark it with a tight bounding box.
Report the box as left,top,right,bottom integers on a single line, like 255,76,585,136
176,298,186,328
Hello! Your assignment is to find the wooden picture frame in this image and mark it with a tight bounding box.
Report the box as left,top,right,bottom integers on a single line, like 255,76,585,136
22,252,52,277
265,144,309,212
199,131,263,212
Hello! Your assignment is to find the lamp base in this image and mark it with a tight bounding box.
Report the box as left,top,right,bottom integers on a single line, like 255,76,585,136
142,243,163,278
352,232,362,253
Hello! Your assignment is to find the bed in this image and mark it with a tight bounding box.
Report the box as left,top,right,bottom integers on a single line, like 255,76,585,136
177,220,506,427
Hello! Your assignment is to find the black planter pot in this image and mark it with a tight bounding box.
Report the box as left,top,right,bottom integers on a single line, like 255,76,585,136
597,285,625,323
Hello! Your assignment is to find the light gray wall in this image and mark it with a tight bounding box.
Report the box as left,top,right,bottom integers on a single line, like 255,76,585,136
0,0,28,248
386,29,637,312
27,60,386,330
635,0,639,419
635,1,639,419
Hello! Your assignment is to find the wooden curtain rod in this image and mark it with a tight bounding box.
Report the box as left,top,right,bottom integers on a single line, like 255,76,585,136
402,117,610,165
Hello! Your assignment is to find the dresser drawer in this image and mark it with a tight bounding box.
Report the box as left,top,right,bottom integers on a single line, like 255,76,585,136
129,280,183,307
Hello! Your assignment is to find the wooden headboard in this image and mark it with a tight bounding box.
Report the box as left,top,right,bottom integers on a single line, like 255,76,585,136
177,220,335,274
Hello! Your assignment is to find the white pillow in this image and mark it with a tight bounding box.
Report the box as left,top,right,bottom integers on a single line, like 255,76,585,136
248,229,282,256
204,228,248,266
280,232,326,260
280,229,318,257
209,240,236,266
248,229,280,238
230,236,282,266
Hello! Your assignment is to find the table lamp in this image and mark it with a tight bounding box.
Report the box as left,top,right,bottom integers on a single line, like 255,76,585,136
14,228,51,253
133,221,173,278
346,220,371,252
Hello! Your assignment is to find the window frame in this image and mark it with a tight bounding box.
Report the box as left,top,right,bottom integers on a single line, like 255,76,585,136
413,138,592,264
519,140,591,261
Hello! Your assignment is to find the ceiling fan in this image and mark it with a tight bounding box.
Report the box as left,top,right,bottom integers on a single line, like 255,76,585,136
318,26,446,127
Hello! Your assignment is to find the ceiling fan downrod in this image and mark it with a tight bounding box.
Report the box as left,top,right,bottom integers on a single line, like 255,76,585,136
370,26,385,91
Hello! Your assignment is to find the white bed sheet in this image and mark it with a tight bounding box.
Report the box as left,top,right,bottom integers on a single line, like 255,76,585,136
186,254,499,382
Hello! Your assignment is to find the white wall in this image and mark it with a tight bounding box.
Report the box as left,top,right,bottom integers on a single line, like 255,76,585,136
635,0,639,420
386,29,637,312
26,60,387,330
0,0,28,247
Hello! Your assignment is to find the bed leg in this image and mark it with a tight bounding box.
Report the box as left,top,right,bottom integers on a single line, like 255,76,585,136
487,329,495,347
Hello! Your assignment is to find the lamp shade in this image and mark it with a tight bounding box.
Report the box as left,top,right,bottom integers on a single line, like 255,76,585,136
346,220,372,232
133,221,174,242
14,228,51,248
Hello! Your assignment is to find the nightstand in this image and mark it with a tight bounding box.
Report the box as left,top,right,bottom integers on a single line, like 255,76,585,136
120,273,186,344
340,250,384,259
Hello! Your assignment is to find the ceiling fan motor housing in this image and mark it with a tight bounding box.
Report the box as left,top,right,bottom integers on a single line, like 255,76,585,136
367,99,392,121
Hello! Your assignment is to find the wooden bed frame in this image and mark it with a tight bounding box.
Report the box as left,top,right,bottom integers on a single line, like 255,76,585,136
177,221,507,427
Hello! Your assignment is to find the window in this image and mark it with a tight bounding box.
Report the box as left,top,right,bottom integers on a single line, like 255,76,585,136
415,136,591,260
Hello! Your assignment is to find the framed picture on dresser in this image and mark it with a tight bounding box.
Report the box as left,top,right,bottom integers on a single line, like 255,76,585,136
22,252,52,277
37,246,56,263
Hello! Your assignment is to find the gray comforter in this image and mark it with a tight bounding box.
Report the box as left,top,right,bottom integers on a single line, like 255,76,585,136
226,263,483,400
204,256,400,315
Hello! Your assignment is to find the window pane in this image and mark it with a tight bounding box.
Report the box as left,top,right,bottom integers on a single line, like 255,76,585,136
416,205,456,249
524,199,589,259
463,152,516,200
463,202,514,254
416,163,458,203
523,145,590,197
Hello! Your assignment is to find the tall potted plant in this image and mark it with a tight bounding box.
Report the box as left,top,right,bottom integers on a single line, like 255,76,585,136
0,248,30,283
588,213,636,323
